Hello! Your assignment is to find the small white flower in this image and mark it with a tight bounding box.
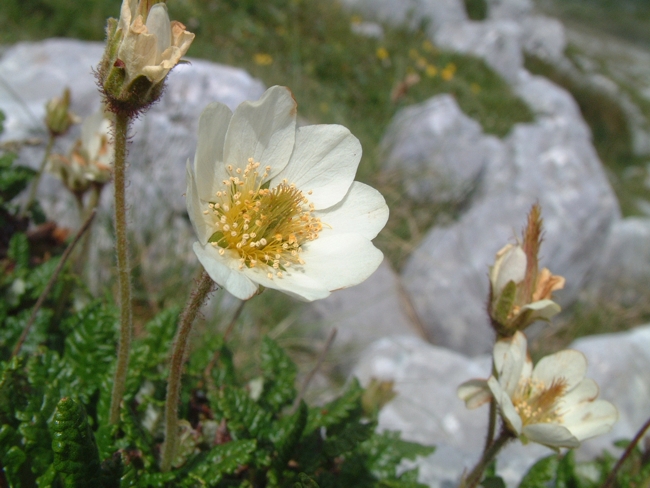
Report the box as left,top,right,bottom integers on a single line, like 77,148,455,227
458,331,618,449
186,86,389,301
116,0,194,85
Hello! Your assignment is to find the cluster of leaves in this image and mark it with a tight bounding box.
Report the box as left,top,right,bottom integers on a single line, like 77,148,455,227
0,294,434,487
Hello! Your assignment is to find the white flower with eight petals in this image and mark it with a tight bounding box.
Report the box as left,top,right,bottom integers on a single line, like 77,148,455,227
186,86,389,301
458,331,618,449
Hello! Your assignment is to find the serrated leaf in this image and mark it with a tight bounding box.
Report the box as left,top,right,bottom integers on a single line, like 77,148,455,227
323,421,374,457
361,431,435,481
50,397,102,487
519,454,559,487
181,438,256,486
7,233,29,271
217,387,273,440
0,162,35,204
306,378,364,433
270,401,307,469
260,336,297,410
294,472,320,488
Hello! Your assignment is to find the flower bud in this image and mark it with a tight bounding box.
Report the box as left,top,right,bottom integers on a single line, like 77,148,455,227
97,0,194,115
488,205,565,336
45,88,79,137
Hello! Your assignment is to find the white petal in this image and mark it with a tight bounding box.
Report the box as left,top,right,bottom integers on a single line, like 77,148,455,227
533,349,586,392
145,3,171,58
457,379,492,409
194,102,233,200
270,124,361,209
192,243,259,300
522,299,561,322
298,233,384,292
522,423,580,448
492,245,526,295
240,265,330,302
315,182,389,240
223,86,296,178
561,400,618,442
494,332,528,397
186,160,214,245
488,376,522,435
560,379,599,409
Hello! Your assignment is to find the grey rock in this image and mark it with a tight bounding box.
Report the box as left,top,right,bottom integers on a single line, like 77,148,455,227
401,73,620,356
338,0,467,35
350,21,384,39
381,95,503,205
519,15,567,62
303,259,423,373
353,326,650,486
433,19,524,83
583,217,650,309
0,38,266,293
486,0,534,19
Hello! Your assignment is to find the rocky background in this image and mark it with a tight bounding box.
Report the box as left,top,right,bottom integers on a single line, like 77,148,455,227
2,0,650,485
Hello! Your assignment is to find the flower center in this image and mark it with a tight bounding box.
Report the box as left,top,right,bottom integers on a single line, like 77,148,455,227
205,158,322,279
512,377,567,425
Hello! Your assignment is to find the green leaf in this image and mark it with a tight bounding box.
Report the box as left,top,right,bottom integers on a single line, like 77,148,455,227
519,454,560,487
361,431,435,481
323,421,375,458
217,387,273,440
0,161,35,204
481,476,507,488
50,397,102,487
181,438,257,486
260,336,298,410
7,233,29,271
306,378,364,433
294,472,320,488
269,401,308,474
494,280,517,326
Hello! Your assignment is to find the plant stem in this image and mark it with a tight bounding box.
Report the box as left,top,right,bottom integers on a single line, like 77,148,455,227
601,415,650,488
11,209,96,358
109,112,133,425
464,428,513,488
161,271,214,472
20,134,55,218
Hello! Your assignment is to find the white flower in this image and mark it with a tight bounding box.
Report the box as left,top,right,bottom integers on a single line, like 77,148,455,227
186,86,389,301
116,0,194,85
458,331,618,449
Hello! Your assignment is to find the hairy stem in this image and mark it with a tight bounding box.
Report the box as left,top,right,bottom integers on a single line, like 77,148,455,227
161,271,214,472
109,112,133,425
20,134,55,218
464,428,513,488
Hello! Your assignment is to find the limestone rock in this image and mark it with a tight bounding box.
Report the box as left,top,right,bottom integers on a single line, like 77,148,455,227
303,259,423,373
338,0,467,35
381,94,503,205
583,217,650,309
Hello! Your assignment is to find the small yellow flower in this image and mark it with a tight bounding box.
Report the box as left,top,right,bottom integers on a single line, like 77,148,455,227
376,47,389,61
408,48,419,60
416,57,428,70
425,64,438,78
253,53,273,66
351,15,363,25
471,82,481,94
441,63,457,81
422,40,435,53
319,102,330,114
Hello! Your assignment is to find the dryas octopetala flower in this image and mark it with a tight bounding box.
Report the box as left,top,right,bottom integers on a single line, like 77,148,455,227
98,0,194,114
186,86,389,301
489,204,565,335
48,109,114,194
458,331,618,449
